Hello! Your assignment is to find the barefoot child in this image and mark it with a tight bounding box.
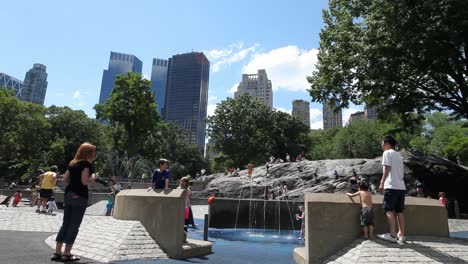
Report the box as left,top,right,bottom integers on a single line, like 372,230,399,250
346,180,374,239
296,205,305,240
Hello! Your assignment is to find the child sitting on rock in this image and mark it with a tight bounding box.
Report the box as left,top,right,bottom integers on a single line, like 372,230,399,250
346,180,374,239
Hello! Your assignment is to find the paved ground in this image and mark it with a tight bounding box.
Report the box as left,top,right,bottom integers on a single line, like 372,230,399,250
0,230,98,264
0,204,167,263
2,202,468,264
325,236,468,263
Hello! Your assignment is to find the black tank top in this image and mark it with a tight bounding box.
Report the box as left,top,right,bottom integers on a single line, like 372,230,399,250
65,160,94,199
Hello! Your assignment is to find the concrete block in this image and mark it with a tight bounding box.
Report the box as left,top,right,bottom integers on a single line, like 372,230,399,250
114,189,189,258
295,193,449,264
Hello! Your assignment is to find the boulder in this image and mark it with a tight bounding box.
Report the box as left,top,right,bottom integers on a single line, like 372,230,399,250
194,151,468,213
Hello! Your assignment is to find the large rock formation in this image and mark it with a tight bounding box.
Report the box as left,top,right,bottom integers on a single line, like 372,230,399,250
195,151,468,212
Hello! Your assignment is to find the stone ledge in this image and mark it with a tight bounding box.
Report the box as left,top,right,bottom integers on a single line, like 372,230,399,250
181,239,212,259
293,247,306,264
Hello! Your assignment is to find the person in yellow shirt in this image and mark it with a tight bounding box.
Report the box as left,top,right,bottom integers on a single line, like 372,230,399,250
36,165,58,213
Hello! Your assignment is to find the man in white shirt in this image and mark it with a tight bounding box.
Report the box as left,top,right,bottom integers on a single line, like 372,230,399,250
377,136,406,244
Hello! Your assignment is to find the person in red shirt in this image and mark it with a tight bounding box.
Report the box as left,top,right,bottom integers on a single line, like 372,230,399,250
12,190,22,207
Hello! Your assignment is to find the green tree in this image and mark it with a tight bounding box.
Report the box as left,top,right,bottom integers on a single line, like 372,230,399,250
270,111,310,159
333,119,392,159
46,106,108,171
308,0,468,119
207,94,273,167
95,72,160,156
0,89,51,181
207,94,310,167
308,128,340,160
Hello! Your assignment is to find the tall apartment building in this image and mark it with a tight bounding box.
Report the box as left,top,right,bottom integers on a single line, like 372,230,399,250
365,105,378,121
234,69,273,108
150,58,168,115
349,111,365,124
292,99,310,127
164,52,210,152
323,101,343,129
0,73,24,98
99,51,143,104
21,64,48,105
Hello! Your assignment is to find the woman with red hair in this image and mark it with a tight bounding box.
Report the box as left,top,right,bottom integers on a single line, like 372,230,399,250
52,142,99,261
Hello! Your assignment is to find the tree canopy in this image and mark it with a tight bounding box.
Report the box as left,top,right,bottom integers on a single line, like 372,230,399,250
308,0,468,119
95,72,160,156
207,94,310,168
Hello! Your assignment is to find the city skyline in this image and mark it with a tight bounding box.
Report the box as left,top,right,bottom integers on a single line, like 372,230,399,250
1,0,363,129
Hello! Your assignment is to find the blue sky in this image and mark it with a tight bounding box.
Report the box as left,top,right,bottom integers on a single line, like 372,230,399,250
1,0,362,129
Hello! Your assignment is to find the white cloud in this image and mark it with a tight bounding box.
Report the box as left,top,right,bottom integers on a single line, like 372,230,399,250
310,121,323,130
228,83,239,94
343,108,362,126
72,90,81,99
243,46,319,92
310,108,322,121
276,107,292,114
142,73,151,80
206,42,259,73
208,95,218,102
207,103,217,117
309,108,323,129
206,41,244,60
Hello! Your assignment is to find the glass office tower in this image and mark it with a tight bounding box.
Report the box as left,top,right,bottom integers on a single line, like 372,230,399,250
150,58,168,115
99,52,143,104
164,52,210,152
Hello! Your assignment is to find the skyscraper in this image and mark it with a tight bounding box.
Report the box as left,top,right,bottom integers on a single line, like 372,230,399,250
164,52,210,152
0,73,24,98
21,63,48,105
234,69,273,108
349,111,365,124
365,105,378,121
99,51,143,104
292,99,310,127
150,58,168,115
323,101,343,129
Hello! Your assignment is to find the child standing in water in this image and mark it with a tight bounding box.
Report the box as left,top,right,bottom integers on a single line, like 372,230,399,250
346,180,374,239
296,205,305,240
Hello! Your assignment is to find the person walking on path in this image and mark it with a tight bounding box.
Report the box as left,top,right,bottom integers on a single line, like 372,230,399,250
377,136,407,244
148,159,170,191
36,166,58,213
52,142,99,262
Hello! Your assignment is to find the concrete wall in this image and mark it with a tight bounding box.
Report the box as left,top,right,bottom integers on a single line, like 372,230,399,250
208,198,303,230
297,193,449,264
113,189,186,258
